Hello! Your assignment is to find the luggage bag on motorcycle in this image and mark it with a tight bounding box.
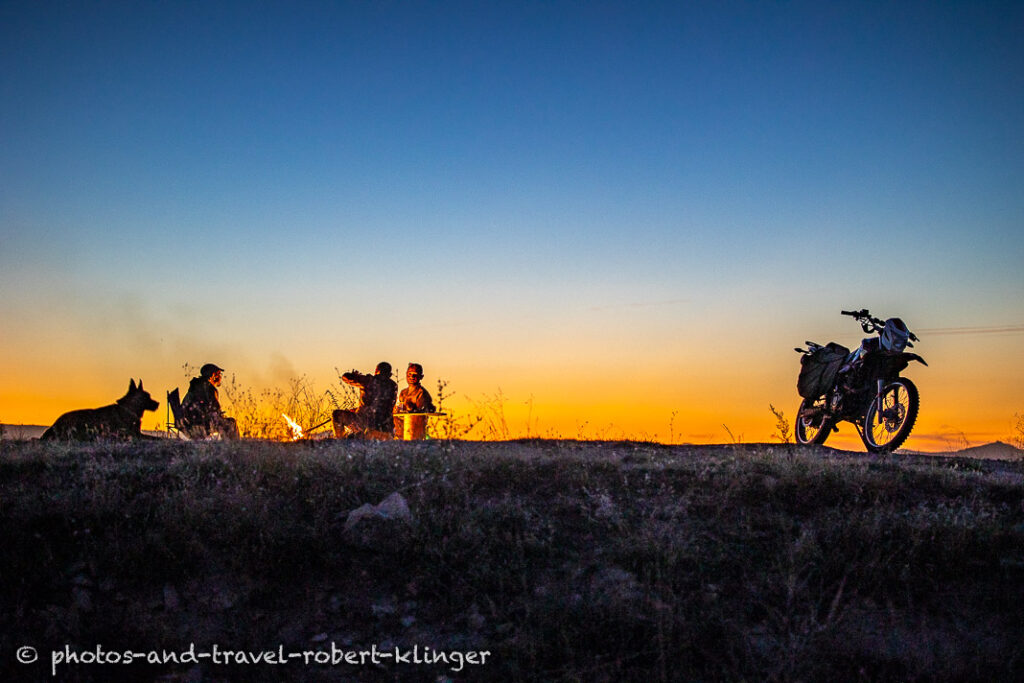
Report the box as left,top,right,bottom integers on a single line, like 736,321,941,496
797,342,849,399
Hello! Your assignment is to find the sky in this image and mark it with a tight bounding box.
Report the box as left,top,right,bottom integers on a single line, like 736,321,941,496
2,0,1022,449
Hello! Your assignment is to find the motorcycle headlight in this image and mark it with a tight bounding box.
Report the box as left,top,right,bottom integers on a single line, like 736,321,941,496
881,318,910,352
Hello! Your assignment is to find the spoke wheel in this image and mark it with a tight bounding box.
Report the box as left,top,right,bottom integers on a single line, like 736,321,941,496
795,397,832,446
862,378,919,453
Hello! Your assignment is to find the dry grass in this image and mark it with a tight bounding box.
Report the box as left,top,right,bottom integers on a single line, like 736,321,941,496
1013,412,1024,451
2,438,1023,681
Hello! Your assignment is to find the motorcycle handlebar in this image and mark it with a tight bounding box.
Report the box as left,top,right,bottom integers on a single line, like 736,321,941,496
832,309,922,346
842,309,887,327
841,308,875,321
841,309,922,341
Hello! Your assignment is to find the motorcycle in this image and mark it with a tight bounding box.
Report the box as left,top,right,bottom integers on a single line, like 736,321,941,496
794,309,927,453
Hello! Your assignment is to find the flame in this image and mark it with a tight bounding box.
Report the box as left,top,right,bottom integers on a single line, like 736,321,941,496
281,413,303,441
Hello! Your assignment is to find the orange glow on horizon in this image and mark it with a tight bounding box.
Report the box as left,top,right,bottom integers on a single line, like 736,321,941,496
2,328,1022,452
3,389,1019,453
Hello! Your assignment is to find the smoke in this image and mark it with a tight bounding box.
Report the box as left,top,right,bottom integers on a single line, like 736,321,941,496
268,353,299,386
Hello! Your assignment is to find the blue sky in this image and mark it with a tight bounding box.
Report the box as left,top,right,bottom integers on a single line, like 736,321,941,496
2,1,1022,445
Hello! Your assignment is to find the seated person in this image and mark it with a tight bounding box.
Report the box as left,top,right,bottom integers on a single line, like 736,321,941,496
333,362,398,439
394,363,435,439
181,363,239,440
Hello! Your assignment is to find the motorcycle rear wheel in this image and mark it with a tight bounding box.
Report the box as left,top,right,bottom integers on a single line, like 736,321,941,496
795,397,833,446
862,378,919,453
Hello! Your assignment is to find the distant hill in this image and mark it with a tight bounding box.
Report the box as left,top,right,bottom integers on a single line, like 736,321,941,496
952,440,1024,460
0,424,47,440
900,440,1024,460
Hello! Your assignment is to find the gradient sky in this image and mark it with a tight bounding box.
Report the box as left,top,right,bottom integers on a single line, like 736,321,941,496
2,0,1022,449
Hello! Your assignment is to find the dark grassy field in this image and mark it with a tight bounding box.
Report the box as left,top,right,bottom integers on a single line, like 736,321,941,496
2,438,1023,682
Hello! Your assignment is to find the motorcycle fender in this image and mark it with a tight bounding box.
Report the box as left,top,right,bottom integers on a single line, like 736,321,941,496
902,352,927,367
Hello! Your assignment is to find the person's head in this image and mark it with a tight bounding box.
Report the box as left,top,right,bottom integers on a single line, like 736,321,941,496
201,363,225,387
375,362,392,377
406,363,424,386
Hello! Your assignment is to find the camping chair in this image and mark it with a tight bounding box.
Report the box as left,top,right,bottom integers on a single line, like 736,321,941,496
167,388,216,440
166,388,189,439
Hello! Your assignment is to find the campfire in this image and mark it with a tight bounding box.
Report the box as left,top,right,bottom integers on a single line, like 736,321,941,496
281,413,303,441
280,414,333,441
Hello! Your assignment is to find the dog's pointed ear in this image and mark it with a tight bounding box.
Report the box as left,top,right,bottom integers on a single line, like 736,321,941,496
129,379,137,392
138,379,145,391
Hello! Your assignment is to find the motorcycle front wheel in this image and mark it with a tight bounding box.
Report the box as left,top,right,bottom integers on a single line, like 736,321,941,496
861,378,919,453
795,397,833,446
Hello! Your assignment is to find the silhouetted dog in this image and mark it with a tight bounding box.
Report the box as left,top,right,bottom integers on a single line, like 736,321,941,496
40,379,160,441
